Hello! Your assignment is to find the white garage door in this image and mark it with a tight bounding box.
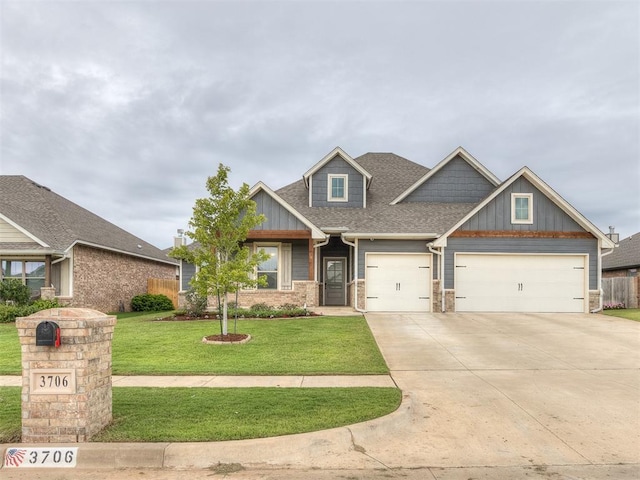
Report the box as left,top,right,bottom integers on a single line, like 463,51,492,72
455,253,587,313
366,253,432,312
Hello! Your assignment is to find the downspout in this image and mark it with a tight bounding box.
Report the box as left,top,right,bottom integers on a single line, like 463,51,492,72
427,242,445,313
341,235,366,313
591,247,615,313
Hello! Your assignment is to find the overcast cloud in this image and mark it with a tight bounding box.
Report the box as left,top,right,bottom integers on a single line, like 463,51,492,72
1,0,638,248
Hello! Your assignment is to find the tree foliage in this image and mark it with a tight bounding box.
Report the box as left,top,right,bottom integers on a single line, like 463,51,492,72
170,164,268,335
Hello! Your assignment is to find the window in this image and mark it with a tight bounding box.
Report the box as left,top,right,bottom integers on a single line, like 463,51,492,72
511,193,533,224
257,245,278,289
328,174,348,202
1,260,45,294
254,243,292,290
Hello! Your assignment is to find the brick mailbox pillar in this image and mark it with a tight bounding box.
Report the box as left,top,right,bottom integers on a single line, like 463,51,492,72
15,308,117,443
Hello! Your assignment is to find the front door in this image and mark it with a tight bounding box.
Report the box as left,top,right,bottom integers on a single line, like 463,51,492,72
324,258,346,306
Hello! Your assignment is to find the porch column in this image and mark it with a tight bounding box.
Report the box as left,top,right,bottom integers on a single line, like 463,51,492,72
45,254,52,287
308,238,314,280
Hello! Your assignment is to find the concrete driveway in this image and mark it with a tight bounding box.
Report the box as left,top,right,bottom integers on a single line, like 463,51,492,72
364,312,640,478
3,312,638,480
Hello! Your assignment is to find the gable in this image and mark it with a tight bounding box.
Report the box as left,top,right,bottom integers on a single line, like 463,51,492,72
458,177,585,232
402,154,496,203
309,155,365,208
0,216,38,243
252,190,310,231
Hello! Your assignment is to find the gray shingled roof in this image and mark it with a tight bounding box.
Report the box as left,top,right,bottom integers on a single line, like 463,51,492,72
275,152,478,235
0,175,175,264
602,233,640,270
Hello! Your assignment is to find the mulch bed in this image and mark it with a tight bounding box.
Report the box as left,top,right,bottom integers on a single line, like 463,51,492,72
204,333,249,342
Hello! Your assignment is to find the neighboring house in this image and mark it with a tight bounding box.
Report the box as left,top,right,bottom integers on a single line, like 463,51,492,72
602,232,639,308
178,146,615,313
0,176,177,313
602,232,640,278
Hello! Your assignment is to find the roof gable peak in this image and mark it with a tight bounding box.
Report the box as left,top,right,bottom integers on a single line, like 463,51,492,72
391,146,500,204
303,147,372,188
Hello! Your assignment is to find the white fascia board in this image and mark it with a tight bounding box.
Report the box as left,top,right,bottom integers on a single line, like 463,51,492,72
391,146,501,204
249,182,326,240
302,147,373,188
0,212,50,247
342,232,440,241
431,166,616,249
69,240,178,265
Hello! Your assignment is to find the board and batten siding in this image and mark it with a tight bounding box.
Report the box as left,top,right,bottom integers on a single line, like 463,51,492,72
311,156,364,208
0,217,33,242
291,241,309,281
252,191,309,231
404,155,495,203
357,239,437,279
444,237,598,290
459,177,584,232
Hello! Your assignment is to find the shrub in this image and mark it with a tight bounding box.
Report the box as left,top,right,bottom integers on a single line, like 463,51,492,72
0,279,31,305
604,302,625,310
184,289,207,317
131,294,174,312
0,298,60,323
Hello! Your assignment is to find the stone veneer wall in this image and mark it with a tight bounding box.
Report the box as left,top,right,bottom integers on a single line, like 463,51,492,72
71,244,176,313
206,281,319,309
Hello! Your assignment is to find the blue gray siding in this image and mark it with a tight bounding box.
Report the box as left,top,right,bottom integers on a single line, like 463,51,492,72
292,241,309,281
311,155,365,208
357,239,437,279
252,190,309,231
460,177,583,232
404,155,495,203
444,237,598,289
181,261,196,291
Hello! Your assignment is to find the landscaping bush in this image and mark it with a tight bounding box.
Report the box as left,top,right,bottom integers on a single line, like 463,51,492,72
131,294,174,312
0,279,31,305
185,289,207,317
604,302,625,310
0,298,60,323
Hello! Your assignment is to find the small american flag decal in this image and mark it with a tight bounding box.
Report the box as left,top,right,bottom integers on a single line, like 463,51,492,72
4,448,27,467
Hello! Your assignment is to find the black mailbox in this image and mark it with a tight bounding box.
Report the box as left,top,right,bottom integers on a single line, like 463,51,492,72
36,321,61,347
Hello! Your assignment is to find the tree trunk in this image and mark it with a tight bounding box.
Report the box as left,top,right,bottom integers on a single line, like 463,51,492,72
222,291,229,336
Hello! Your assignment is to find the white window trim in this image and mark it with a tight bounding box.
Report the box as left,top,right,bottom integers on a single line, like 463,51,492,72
328,174,348,202
511,193,533,224
252,242,292,291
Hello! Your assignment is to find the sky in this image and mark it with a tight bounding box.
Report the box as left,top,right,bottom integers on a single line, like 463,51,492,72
1,0,638,249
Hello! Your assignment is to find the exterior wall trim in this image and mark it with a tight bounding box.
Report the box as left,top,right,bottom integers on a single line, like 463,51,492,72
450,230,595,239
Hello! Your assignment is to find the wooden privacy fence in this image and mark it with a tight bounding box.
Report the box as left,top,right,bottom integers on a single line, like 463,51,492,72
602,277,639,309
148,278,179,308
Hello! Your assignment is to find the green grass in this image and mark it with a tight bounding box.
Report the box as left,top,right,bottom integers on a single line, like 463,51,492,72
601,308,640,322
0,312,388,375
0,386,402,443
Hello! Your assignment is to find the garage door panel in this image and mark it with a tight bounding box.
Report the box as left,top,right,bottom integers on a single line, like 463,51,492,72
455,254,587,313
366,253,431,312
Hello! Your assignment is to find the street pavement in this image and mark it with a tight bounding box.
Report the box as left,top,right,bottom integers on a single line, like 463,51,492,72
2,312,639,479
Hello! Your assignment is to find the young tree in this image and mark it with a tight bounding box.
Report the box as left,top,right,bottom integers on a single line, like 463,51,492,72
170,164,269,336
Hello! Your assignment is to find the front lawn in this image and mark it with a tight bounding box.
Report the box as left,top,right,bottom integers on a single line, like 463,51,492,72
0,386,402,443
601,308,640,322
0,312,389,375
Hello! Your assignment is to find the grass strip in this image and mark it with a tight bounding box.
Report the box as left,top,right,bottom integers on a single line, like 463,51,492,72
601,308,640,322
0,386,401,443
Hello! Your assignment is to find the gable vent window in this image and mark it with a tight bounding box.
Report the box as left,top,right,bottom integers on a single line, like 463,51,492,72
511,193,533,224
328,174,348,202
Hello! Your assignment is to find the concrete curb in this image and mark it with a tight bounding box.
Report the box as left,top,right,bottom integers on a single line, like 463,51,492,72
0,392,415,470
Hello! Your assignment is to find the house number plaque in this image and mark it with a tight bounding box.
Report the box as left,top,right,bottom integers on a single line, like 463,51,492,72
30,369,76,395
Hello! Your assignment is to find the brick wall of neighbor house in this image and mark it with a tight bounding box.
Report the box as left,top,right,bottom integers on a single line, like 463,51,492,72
71,244,176,313
208,281,319,309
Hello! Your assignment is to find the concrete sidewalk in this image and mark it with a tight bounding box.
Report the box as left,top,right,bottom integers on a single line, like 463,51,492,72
0,375,395,388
